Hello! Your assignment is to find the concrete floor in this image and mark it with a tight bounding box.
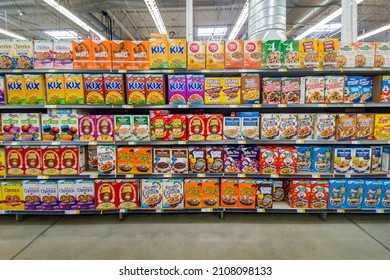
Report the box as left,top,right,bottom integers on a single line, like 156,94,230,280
1,213,390,260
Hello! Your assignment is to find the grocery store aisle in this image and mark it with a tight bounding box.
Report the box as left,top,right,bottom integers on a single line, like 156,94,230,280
1,214,390,260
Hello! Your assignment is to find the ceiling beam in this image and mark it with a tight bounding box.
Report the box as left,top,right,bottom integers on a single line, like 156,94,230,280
105,10,135,40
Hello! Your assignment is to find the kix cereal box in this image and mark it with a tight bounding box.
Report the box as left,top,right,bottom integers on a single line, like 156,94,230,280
64,74,84,105
145,74,165,104
24,74,44,105
131,41,149,70
126,74,146,105
103,74,125,105
225,40,244,69
91,40,112,70
5,74,26,104
206,41,225,69
187,41,206,69
168,39,187,69
111,40,132,70
149,39,169,69
84,74,104,105
45,74,65,105
1,181,25,210
72,39,93,69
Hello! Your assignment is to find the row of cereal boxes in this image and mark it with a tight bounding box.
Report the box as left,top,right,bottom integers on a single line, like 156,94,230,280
1,144,389,177
2,38,390,70
1,178,390,211
3,112,390,142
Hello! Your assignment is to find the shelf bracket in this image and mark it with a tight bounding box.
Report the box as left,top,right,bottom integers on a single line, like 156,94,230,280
319,213,327,221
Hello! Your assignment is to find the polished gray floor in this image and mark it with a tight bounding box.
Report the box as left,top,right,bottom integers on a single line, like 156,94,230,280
1,213,390,260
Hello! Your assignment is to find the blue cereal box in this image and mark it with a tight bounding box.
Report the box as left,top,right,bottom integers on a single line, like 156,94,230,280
380,180,390,208
312,147,332,173
297,146,312,172
360,77,373,103
345,180,364,208
362,180,382,209
344,76,361,103
328,180,346,209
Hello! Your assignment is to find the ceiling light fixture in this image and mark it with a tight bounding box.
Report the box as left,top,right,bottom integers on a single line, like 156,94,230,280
0,28,26,40
42,0,106,40
295,0,365,40
358,24,390,41
144,0,167,34
228,0,249,40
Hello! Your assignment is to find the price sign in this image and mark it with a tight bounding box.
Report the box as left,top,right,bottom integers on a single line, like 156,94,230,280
65,210,80,215
178,105,189,109
297,209,306,213
197,173,206,178
237,174,246,178
256,209,265,213
201,208,213,212
337,209,345,213
119,209,128,213
164,174,172,178
125,174,134,178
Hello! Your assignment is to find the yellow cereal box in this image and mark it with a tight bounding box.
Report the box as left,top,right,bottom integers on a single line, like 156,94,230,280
0,184,3,210
1,181,24,211
64,74,85,104
299,39,319,68
319,38,338,68
24,74,44,104
45,74,65,105
374,114,390,140
225,40,244,69
204,77,223,104
5,74,26,104
0,147,5,177
206,41,225,69
168,39,187,69
187,41,206,69
222,77,241,104
149,39,169,68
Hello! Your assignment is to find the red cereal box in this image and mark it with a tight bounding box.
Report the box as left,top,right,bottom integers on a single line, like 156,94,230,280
288,180,311,208
60,146,85,175
150,111,169,141
126,74,146,105
168,114,186,141
145,74,165,105
95,179,119,210
187,114,206,141
260,147,279,174
118,179,139,209
24,146,42,175
84,74,105,105
103,74,125,105
310,180,329,209
5,146,24,175
279,147,297,175
42,146,61,175
205,114,223,141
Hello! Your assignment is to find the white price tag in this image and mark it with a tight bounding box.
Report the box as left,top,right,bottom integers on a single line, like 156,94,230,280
256,209,265,213
11,141,18,145
345,174,351,178
178,141,187,145
51,141,61,145
270,174,279,178
312,174,321,178
197,173,206,178
12,69,22,73
373,68,382,71
163,174,172,178
317,104,328,107
297,209,306,213
376,209,385,214
296,140,305,144
201,208,213,212
37,176,49,179
89,174,98,179
252,104,262,108
387,174,390,178
162,70,174,73
237,174,246,178
353,104,364,107
352,141,360,144
125,174,134,178
313,68,323,72
156,209,163,213
44,105,57,109
65,210,80,215
178,105,189,108
118,70,127,73
122,105,133,109
0,210,8,214
278,104,287,108
238,140,246,144
201,70,211,73
229,104,238,108
119,209,128,213
127,142,136,145
337,209,345,213
278,68,287,72
239,69,248,73
88,141,97,146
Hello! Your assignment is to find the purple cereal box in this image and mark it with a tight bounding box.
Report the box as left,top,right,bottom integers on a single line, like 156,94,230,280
241,146,260,174
76,179,95,209
79,115,97,141
0,76,5,105
58,180,77,210
39,180,59,210
224,146,242,173
186,74,205,105
22,180,42,210
168,75,186,105
96,115,114,141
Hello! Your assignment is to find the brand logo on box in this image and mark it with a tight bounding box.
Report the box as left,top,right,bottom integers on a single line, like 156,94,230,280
25,82,40,90
105,81,122,91
7,82,23,91
246,42,256,52
128,82,144,90
208,43,218,53
146,82,163,91
85,82,102,91
170,46,184,54
227,42,238,52
169,82,185,91
65,81,81,90
151,46,166,54
47,81,63,90
190,43,200,53
188,82,203,91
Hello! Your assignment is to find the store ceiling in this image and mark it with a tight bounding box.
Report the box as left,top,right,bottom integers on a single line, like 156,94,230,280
0,0,390,41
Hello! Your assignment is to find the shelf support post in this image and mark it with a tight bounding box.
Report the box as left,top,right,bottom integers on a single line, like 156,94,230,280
341,0,358,42
186,0,194,41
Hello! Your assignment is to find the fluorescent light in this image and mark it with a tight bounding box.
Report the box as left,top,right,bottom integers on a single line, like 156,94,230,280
295,0,365,40
198,27,227,37
358,24,390,40
43,0,106,40
144,0,167,34
228,0,249,40
0,28,26,40
44,30,78,40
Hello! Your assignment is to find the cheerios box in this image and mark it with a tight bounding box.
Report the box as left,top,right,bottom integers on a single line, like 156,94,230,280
64,74,84,105
345,180,364,209
206,41,225,69
149,39,169,69
187,41,206,70
33,40,53,69
13,39,33,69
45,73,65,105
225,40,244,69
24,74,44,105
5,74,26,104
57,180,77,210
39,180,59,210
22,180,42,210
168,39,187,69
0,39,13,69
1,181,25,210
53,40,73,69
75,179,95,210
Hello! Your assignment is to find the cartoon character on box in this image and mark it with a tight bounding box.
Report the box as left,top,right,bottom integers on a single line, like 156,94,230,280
310,181,329,209
168,115,186,141
118,180,139,209
95,181,116,210
345,180,364,208
288,180,311,208
328,180,346,209
206,114,223,141
363,180,382,208
163,179,184,209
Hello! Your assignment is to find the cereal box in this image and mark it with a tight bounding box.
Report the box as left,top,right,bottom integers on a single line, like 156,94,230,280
116,147,134,175
354,42,375,67
279,114,298,140
225,40,244,69
374,114,390,140
187,114,206,141
380,180,390,208
360,76,373,103
362,180,382,208
240,112,259,140
241,147,260,174
95,180,118,210
168,75,186,105
42,146,61,175
87,146,97,171
221,178,239,208
279,147,297,175
319,38,338,68
79,115,96,141
325,76,344,103
261,114,280,140
1,181,24,210
168,39,186,69
118,179,139,209
255,180,273,208
97,145,116,175
273,180,285,201
371,147,382,171
382,147,390,173
345,180,364,208
184,178,202,208
145,74,165,104
0,75,5,105
288,180,311,208
72,39,92,69
45,74,65,105
281,77,300,104
260,147,279,174
241,74,260,104
297,146,312,172
0,39,13,69
84,74,104,105
244,40,262,69
131,41,149,70
297,114,315,140
59,114,78,141
205,114,223,141
24,146,42,175
375,42,390,68
223,116,241,140
206,41,225,69
5,74,26,104
154,148,171,174
204,77,223,104
352,148,371,174
1,113,21,141
262,40,281,69
6,146,24,175
61,146,85,175
336,42,355,68
114,115,132,141
96,115,114,141
22,180,41,210
337,114,357,141
334,148,352,173
162,178,184,209
328,180,346,209
0,147,5,176
381,76,390,103
188,146,207,173
24,74,44,105
168,114,186,141
132,147,153,174
310,180,329,209
33,40,53,69
224,146,242,174
314,114,336,140
91,40,112,70
187,41,206,70
305,76,324,103
150,111,169,141
206,146,224,173
132,115,150,141
312,147,332,173
356,114,374,140
202,178,220,208
74,179,94,210
111,40,132,70
186,74,204,104
126,74,146,105
237,179,257,208
53,40,73,69
149,39,168,69
13,40,33,69
344,76,361,103
64,74,84,105
171,148,188,174
299,39,319,68
39,180,59,210
57,180,77,210
140,179,163,209
103,74,125,105
262,77,281,104
222,77,241,104
281,40,299,68
41,114,61,141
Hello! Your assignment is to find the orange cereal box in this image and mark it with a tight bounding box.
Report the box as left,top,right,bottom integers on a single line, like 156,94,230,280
337,114,357,141
111,40,132,70
145,74,165,104
103,74,125,105
221,178,239,208
5,74,26,104
45,74,65,105
64,74,84,105
168,39,187,69
117,147,134,175
206,41,225,69
225,40,244,69
131,41,149,70
187,41,206,69
184,178,203,208
238,179,257,208
149,39,169,69
201,178,220,208
24,74,44,105
91,40,112,70
132,147,153,174
356,113,374,140
126,74,146,105
72,39,92,69
244,40,262,69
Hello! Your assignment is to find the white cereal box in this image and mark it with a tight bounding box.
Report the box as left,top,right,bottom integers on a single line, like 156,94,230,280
53,40,73,69
13,40,34,69
33,40,53,69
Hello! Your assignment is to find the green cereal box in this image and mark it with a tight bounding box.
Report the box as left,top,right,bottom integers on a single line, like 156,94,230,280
262,40,281,69
281,40,299,68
